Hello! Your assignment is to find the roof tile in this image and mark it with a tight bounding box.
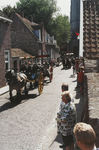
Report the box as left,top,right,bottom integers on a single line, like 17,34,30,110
83,0,99,58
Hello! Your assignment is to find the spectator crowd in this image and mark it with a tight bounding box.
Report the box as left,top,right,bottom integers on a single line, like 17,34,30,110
55,57,98,150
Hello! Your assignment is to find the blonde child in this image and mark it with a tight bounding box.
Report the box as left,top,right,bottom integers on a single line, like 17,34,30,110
73,122,99,150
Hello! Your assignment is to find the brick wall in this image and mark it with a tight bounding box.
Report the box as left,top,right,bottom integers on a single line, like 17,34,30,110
10,13,39,56
83,59,99,146
0,21,12,88
84,59,98,73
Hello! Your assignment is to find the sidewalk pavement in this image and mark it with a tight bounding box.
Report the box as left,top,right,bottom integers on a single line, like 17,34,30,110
0,85,9,96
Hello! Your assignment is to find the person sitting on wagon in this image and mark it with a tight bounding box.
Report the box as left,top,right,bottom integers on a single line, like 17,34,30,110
26,62,32,73
20,64,26,73
43,61,49,69
26,62,32,79
32,63,40,73
42,61,50,77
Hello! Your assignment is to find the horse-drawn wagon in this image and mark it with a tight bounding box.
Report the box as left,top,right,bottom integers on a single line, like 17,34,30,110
5,59,54,103
5,63,44,103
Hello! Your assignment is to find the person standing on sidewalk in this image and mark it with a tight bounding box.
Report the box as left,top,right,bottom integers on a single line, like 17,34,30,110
71,57,76,75
57,83,74,138
75,57,79,72
59,83,74,110
56,91,77,150
73,122,99,150
78,66,84,95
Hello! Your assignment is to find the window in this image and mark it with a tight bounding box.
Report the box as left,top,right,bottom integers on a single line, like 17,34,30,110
39,30,41,41
33,30,41,41
45,33,47,42
48,34,50,43
5,50,10,71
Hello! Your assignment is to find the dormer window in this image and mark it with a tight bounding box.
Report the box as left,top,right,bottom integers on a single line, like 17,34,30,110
45,33,47,42
48,34,50,43
33,30,41,41
39,30,41,41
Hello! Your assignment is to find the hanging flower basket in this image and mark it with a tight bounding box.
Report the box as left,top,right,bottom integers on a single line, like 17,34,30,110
24,56,27,59
30,55,33,58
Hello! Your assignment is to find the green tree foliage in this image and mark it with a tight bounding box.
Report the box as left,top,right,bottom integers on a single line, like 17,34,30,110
50,15,70,48
16,0,58,31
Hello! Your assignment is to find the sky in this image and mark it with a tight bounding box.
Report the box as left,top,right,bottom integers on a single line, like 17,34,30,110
0,0,71,18
57,0,71,18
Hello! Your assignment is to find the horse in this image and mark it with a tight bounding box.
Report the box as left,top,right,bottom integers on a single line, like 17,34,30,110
5,70,28,103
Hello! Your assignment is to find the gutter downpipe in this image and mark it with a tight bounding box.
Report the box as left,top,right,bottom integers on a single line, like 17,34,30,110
0,16,12,23
79,0,83,58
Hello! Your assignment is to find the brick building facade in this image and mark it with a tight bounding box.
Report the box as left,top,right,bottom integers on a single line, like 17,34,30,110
0,11,12,88
10,12,39,56
10,12,59,65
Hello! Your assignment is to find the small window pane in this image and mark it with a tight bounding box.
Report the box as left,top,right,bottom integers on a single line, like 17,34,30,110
5,50,10,71
5,63,8,70
5,52,8,61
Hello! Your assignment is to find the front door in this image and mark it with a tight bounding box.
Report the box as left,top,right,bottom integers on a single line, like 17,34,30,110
14,60,17,73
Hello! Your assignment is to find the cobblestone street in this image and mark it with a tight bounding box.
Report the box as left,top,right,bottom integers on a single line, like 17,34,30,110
0,65,84,150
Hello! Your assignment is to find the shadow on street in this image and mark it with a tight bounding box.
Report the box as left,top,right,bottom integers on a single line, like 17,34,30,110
49,133,63,149
0,93,38,113
0,101,17,112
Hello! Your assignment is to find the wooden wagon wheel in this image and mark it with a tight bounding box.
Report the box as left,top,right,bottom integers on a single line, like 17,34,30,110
38,73,44,95
49,66,53,82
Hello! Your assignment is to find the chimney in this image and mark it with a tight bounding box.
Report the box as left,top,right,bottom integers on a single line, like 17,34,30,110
31,16,33,22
